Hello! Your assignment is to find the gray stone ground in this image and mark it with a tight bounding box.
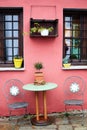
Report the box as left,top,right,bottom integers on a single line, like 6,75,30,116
0,111,87,130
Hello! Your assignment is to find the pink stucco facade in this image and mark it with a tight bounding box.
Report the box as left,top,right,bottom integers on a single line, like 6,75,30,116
0,0,87,116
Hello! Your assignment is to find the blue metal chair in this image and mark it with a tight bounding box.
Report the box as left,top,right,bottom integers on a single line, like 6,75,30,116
3,79,29,119
63,76,86,125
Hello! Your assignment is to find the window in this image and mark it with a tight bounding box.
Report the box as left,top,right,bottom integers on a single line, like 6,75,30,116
0,8,23,67
63,9,87,66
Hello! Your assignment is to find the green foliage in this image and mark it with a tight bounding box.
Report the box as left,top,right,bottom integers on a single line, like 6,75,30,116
64,112,70,117
34,62,43,70
70,54,77,59
14,55,22,59
48,26,54,32
30,22,54,34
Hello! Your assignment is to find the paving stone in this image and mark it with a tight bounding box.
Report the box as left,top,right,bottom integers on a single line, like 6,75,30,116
0,112,87,130
58,125,73,130
55,117,69,125
74,127,87,130
0,123,19,130
19,128,56,130
19,124,57,130
19,126,33,130
72,124,82,127
33,124,57,129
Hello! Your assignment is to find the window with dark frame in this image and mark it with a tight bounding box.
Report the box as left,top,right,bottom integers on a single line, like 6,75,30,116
63,9,87,66
0,8,23,67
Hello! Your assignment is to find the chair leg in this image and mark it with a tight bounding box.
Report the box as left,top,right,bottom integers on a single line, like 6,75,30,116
65,105,67,112
65,105,84,126
81,105,84,126
9,110,12,121
64,105,70,117
25,107,28,114
24,107,28,117
24,107,32,126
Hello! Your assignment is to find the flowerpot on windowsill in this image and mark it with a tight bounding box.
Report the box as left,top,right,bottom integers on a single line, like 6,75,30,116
40,29,49,36
13,58,23,68
63,63,71,68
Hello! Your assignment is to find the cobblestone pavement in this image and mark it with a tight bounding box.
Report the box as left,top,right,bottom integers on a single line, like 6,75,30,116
0,111,87,130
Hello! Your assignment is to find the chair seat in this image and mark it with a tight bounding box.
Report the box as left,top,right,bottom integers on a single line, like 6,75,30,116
9,102,28,109
64,100,83,105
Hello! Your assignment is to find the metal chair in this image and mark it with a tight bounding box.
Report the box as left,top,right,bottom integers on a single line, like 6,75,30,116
63,76,86,125
3,79,29,119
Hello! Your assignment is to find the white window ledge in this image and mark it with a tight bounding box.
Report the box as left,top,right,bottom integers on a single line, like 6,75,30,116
62,65,87,70
0,67,25,71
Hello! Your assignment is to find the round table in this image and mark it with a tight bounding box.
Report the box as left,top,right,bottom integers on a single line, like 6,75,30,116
23,82,58,126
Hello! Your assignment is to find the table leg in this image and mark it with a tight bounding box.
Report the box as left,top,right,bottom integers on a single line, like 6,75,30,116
35,92,39,121
31,91,52,126
43,91,47,120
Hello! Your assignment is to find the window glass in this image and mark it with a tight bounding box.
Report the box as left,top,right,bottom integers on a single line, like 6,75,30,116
6,48,12,61
5,31,12,37
13,40,18,47
13,22,18,29
65,22,71,29
5,40,12,47
5,22,12,29
13,31,18,37
13,15,18,21
13,48,19,56
65,17,72,21
5,15,12,21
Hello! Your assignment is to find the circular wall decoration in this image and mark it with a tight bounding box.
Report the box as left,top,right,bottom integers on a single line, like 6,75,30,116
70,82,80,93
10,86,19,96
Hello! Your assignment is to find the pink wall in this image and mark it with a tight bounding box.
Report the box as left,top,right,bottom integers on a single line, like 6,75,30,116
0,0,87,116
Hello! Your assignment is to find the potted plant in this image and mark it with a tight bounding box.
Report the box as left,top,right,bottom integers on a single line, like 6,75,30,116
34,61,43,70
34,62,45,85
70,54,78,63
63,58,71,68
30,23,54,36
13,55,23,68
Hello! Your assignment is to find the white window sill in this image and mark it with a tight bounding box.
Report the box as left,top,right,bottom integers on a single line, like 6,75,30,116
62,65,87,70
0,67,25,71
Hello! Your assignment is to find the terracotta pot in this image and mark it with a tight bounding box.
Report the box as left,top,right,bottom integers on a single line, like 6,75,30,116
34,72,44,81
34,72,45,85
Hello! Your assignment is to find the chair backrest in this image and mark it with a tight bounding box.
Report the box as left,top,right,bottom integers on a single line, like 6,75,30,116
3,79,25,104
63,76,86,100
